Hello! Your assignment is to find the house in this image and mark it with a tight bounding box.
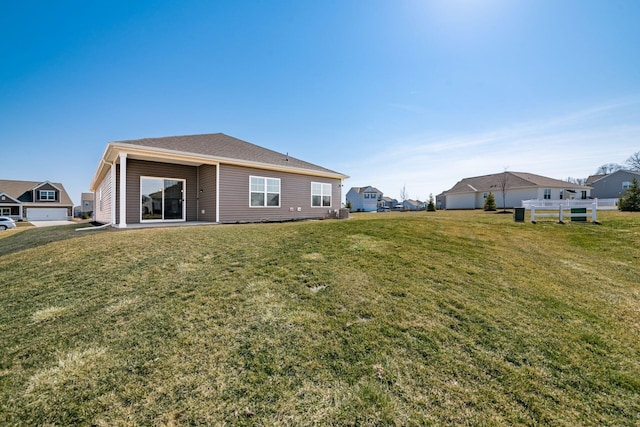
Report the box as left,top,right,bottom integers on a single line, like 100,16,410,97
74,192,95,218
587,170,640,200
435,192,447,210
379,196,398,210
0,179,74,221
346,186,383,212
440,171,591,210
402,199,425,211
89,133,349,227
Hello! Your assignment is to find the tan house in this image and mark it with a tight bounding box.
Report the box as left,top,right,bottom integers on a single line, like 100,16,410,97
441,171,591,210
0,180,74,221
89,133,349,227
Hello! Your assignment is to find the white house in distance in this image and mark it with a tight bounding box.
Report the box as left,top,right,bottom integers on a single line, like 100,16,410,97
346,186,383,212
440,171,591,210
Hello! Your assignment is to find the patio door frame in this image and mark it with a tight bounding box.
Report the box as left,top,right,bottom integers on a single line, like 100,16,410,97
140,176,186,223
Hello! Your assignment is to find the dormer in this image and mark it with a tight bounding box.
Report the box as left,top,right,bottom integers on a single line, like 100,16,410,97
31,181,61,203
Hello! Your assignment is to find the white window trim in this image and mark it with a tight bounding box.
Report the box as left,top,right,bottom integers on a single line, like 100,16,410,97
622,181,631,190
249,176,281,208
311,182,332,208
140,176,186,223
39,190,56,201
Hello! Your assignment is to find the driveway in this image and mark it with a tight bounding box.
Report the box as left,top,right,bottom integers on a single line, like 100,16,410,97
29,220,77,228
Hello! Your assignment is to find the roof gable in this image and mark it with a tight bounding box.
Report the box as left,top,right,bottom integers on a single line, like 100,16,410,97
350,186,382,194
589,170,640,184
0,192,21,204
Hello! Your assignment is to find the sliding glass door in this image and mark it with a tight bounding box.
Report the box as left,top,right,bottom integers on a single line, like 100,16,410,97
141,177,185,221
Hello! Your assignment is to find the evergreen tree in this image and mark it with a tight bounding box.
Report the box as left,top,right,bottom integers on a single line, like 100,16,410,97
619,177,640,212
427,193,436,212
484,192,497,211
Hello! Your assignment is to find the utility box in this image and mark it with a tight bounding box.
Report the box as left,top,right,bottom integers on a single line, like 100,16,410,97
338,208,350,219
571,207,587,222
514,207,525,222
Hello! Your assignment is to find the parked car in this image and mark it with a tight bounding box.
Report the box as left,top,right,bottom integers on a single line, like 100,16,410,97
0,216,17,230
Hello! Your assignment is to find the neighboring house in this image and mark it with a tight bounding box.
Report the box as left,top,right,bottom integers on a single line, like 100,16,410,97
587,170,640,200
346,186,383,212
441,171,591,210
379,196,398,210
402,199,425,211
89,133,349,227
74,192,95,218
0,179,74,221
435,192,447,210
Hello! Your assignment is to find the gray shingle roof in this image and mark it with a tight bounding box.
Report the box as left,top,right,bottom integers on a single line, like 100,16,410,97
113,133,346,177
350,186,382,194
445,171,591,194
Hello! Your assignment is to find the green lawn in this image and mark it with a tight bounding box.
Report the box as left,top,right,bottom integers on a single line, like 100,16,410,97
1,211,639,425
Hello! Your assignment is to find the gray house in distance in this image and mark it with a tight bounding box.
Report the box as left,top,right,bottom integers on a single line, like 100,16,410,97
89,133,348,227
588,170,640,200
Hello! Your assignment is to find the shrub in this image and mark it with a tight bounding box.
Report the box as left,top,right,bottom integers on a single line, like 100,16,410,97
427,194,436,212
619,177,640,212
484,192,497,211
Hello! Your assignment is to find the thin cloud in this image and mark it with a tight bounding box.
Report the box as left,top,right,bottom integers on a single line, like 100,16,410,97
341,99,640,200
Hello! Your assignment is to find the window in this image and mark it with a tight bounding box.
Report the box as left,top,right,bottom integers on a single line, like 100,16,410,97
1,208,10,216
312,182,332,207
559,190,564,200
543,189,552,200
483,192,488,199
622,181,631,190
39,190,56,201
250,176,280,207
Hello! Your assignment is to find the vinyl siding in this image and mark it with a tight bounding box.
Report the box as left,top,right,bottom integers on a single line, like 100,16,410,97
197,164,217,222
95,173,113,224
590,171,639,199
218,164,341,223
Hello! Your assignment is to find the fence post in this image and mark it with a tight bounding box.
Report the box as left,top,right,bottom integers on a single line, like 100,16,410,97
531,206,536,223
559,205,564,223
592,203,597,223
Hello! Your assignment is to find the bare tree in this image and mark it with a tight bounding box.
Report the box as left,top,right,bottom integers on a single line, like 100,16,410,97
596,163,623,175
566,177,586,186
399,185,408,202
626,151,640,171
498,169,509,212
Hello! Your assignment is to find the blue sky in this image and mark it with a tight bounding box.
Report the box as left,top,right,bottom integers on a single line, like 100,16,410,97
1,0,639,204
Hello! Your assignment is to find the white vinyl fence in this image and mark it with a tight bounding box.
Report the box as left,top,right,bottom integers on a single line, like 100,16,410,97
521,198,618,210
530,203,598,224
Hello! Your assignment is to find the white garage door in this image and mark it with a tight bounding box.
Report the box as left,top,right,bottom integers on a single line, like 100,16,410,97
27,208,68,221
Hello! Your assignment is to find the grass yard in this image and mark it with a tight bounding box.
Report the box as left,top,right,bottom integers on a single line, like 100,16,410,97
1,211,639,425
